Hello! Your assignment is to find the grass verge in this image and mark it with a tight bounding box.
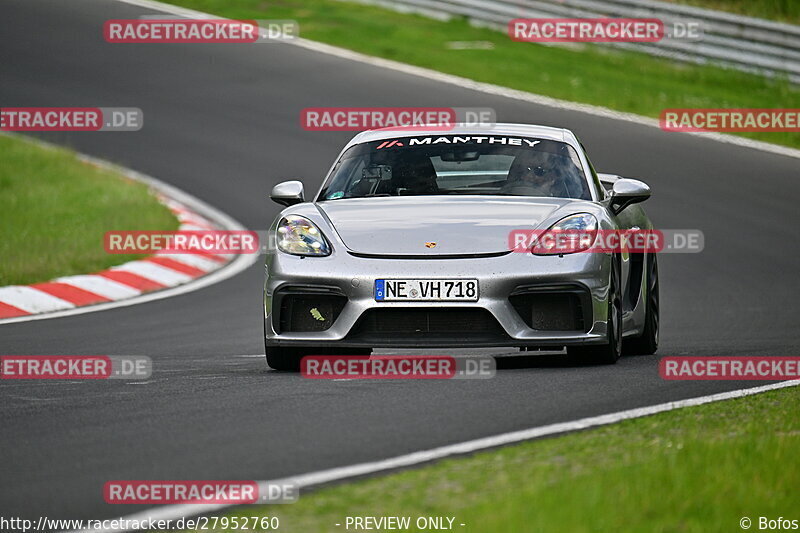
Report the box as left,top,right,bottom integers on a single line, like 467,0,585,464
164,0,800,150
190,384,799,532
0,135,179,286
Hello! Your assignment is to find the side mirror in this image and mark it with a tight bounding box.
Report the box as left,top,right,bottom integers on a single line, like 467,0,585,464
270,180,305,207
609,178,650,215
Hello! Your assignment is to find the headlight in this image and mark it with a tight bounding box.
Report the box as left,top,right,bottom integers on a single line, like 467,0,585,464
276,215,331,256
531,213,598,255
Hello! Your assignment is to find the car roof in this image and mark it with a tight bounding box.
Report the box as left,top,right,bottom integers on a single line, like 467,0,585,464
346,123,575,148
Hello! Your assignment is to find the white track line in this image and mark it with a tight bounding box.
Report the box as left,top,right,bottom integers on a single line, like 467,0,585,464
154,253,222,272
114,0,800,161
0,286,75,314
66,380,799,533
111,261,193,285
176,223,214,231
54,275,142,299
176,213,214,227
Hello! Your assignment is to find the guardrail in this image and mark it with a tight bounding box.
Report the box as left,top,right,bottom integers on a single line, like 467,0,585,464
359,0,800,82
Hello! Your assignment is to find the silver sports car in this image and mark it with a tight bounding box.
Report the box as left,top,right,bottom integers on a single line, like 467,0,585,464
264,124,659,370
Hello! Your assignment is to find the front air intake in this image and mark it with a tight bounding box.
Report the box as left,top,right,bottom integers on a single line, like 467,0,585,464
510,290,588,332
277,290,346,332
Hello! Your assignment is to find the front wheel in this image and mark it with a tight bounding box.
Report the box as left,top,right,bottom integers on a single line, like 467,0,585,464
623,254,659,356
568,260,622,365
265,346,304,372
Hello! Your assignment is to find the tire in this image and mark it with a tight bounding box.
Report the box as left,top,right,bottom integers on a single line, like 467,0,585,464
568,258,622,365
623,254,659,356
265,346,304,372
263,310,303,371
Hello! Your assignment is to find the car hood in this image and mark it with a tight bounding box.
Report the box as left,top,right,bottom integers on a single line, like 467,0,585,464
317,196,572,256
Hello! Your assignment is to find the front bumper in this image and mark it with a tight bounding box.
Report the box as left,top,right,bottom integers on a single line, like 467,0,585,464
264,249,612,349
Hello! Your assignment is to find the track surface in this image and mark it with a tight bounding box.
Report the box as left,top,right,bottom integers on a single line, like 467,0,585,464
1,0,798,521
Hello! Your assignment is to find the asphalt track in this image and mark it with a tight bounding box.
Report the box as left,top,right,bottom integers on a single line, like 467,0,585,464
1,0,799,523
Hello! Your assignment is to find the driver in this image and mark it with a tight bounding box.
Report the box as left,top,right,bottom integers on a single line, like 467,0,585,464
502,151,567,197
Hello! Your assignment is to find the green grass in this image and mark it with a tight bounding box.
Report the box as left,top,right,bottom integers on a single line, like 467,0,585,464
164,0,800,149
0,135,179,286
187,385,799,532
667,0,800,24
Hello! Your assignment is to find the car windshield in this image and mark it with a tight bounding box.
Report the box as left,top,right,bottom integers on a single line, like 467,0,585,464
318,135,591,201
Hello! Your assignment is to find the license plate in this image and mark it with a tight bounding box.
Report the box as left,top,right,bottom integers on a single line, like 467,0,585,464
375,279,479,302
